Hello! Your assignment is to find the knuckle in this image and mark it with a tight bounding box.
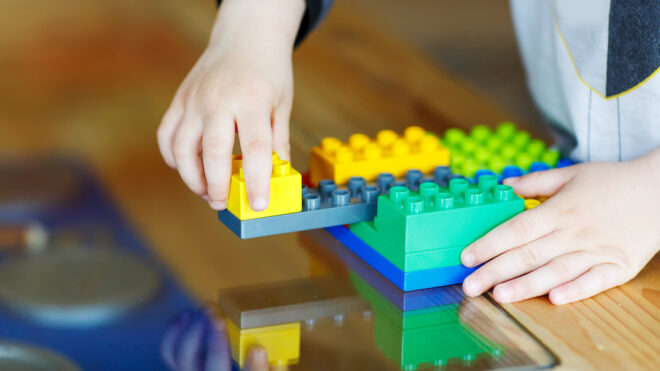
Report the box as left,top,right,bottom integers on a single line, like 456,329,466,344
517,246,541,268
246,138,271,155
203,140,233,160
172,141,189,159
509,218,530,241
550,259,572,278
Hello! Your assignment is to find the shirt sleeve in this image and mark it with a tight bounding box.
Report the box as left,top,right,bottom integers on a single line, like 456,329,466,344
215,0,334,46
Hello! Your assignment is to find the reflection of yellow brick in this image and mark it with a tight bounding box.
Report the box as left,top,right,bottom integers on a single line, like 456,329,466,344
227,153,302,220
226,321,301,367
309,126,449,186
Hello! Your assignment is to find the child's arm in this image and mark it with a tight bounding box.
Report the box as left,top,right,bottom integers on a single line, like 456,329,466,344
461,148,660,304
157,0,305,211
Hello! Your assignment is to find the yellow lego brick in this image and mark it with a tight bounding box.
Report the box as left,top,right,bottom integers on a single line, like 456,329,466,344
524,198,542,210
227,153,302,220
226,320,301,367
309,126,450,186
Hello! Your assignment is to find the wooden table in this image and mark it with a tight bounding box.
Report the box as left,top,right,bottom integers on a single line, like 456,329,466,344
0,0,658,369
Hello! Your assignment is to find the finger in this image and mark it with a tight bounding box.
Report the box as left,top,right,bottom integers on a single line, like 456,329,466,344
161,309,195,369
503,165,579,198
203,312,232,371
549,263,628,305
461,203,556,268
244,345,269,371
492,250,601,303
173,114,207,196
236,109,273,212
463,233,565,297
175,319,205,371
158,95,186,168
272,100,292,162
202,111,235,210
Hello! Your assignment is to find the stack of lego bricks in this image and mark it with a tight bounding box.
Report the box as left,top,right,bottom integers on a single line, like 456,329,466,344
217,123,570,290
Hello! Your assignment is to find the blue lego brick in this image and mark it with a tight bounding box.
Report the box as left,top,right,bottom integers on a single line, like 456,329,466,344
326,226,476,291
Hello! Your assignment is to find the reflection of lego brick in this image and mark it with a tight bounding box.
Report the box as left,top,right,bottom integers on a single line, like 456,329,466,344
301,229,464,311
372,176,524,253
326,226,476,291
227,320,301,367
350,221,463,271
219,177,379,239
217,276,366,329
227,154,302,220
310,126,449,186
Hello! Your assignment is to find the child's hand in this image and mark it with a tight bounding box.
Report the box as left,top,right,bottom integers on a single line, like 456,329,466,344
157,0,305,211
461,150,660,304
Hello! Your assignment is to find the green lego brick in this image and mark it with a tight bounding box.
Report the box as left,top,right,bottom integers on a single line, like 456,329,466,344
444,122,559,176
350,221,464,271
373,176,524,253
350,271,458,329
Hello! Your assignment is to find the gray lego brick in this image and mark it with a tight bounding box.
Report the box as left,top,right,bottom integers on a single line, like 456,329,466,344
217,167,455,239
217,276,368,329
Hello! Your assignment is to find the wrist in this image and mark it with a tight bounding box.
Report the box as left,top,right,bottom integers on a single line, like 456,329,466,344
210,0,305,53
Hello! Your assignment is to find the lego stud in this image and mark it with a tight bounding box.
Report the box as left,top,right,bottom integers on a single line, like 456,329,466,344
433,166,451,183
444,128,465,146
418,135,439,153
494,184,515,201
404,196,424,215
377,173,395,194
391,139,410,156
529,161,550,172
525,198,541,210
500,143,517,161
477,174,498,197
496,121,517,139
488,156,507,175
541,149,560,167
303,193,321,211
331,189,350,207
363,142,382,160
502,165,523,179
515,152,533,171
405,169,423,190
349,133,370,150
460,138,477,154
319,179,337,201
435,192,455,209
449,178,468,199
403,126,425,143
376,129,397,147
321,137,342,154
361,185,379,203
389,186,410,208
272,159,290,177
513,131,531,148
470,124,491,143
348,176,366,198
335,146,354,163
527,139,546,157
486,136,503,151
465,189,484,206
419,182,439,207
475,147,490,164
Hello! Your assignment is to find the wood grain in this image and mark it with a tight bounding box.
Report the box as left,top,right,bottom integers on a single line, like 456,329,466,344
0,0,657,369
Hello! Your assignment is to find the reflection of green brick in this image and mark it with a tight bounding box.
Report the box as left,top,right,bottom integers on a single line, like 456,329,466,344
443,122,559,176
372,176,524,253
350,272,504,370
350,221,463,271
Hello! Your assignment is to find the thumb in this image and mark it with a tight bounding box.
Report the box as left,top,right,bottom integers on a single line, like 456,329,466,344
504,165,580,198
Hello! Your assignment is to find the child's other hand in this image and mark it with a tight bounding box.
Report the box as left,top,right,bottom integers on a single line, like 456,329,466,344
157,0,305,211
461,151,660,304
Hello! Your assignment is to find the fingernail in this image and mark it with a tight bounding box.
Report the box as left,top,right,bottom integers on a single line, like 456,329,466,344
250,197,267,211
462,251,475,267
495,285,513,303
209,201,226,210
463,277,480,297
550,290,567,305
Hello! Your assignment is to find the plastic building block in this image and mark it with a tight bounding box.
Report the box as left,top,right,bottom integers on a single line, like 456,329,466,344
350,221,464,271
524,198,541,210
301,229,464,311
370,176,524,253
309,126,450,186
217,276,366,329
226,320,301,367
326,225,476,291
228,153,302,220
218,178,379,238
443,122,560,177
